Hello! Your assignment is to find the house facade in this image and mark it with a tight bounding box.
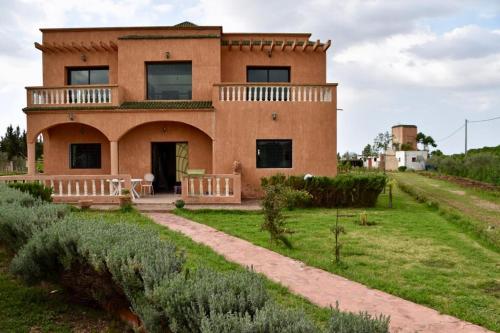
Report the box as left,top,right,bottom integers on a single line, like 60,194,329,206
23,22,338,201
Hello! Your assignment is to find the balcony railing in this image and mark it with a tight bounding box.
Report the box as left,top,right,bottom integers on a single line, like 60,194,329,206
26,84,120,107
217,83,335,102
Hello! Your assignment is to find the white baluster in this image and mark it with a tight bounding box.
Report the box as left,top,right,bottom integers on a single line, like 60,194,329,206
230,86,235,101
237,86,241,101
117,180,122,195
58,181,63,196
216,177,221,196
207,178,212,196
108,88,112,103
270,86,274,101
50,179,54,191
97,89,102,103
308,87,312,101
264,86,268,101
65,89,69,104
109,179,113,196
189,178,195,195
76,181,80,196
314,87,318,101
84,180,88,196
100,180,105,195
67,181,72,196
248,87,253,101
220,86,225,101
225,178,230,196
92,180,96,195
199,177,204,196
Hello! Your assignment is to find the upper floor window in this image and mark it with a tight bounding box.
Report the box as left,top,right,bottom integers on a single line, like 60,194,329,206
68,67,109,85
147,62,192,100
247,67,290,82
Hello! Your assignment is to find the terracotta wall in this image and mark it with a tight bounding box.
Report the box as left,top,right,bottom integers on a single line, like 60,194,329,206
118,122,212,179
392,126,417,150
43,123,110,174
213,92,337,197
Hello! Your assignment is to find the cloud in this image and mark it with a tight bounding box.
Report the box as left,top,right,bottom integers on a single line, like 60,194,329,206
410,25,500,59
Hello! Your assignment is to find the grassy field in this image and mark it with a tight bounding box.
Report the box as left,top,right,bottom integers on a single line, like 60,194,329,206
72,209,333,328
175,185,500,332
0,247,125,333
392,171,500,247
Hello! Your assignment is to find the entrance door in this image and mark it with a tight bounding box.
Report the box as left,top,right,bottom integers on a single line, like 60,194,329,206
151,142,176,192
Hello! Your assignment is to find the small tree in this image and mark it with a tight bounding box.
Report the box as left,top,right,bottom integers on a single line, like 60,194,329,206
362,144,373,158
261,183,294,248
417,132,437,151
331,208,346,264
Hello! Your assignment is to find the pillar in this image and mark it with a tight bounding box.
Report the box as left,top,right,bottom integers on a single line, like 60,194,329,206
110,141,118,175
27,142,36,175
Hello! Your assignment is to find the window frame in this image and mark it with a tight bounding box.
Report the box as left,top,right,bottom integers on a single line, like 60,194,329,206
145,61,193,100
246,66,291,83
256,139,293,169
69,143,102,169
66,66,110,85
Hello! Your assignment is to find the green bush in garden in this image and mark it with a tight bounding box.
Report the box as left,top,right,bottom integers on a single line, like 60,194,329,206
327,305,390,333
7,182,53,202
262,173,387,208
398,166,407,172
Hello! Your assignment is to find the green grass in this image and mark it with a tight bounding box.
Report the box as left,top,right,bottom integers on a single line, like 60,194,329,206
72,209,333,328
174,187,500,332
392,172,500,247
0,247,125,333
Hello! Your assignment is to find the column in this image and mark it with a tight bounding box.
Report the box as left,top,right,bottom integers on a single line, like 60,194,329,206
110,141,118,175
27,142,36,175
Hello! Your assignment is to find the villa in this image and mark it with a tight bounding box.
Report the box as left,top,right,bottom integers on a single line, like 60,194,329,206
18,22,337,204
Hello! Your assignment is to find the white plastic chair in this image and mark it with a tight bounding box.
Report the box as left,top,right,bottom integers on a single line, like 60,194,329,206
141,173,155,196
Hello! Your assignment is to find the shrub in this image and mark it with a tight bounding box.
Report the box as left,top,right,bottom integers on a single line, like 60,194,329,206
7,182,53,202
261,183,294,248
10,216,185,332
398,166,407,172
327,305,390,333
200,302,317,333
262,173,387,208
152,268,269,332
175,199,186,209
283,187,312,210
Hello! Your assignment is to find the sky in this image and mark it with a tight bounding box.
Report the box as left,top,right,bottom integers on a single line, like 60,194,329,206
0,0,499,154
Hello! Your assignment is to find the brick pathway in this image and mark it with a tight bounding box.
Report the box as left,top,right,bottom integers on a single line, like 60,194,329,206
146,213,493,333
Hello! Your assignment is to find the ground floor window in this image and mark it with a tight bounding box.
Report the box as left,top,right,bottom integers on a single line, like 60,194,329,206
70,143,101,169
256,140,292,168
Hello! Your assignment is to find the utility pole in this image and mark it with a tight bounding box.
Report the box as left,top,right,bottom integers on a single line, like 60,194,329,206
465,119,468,155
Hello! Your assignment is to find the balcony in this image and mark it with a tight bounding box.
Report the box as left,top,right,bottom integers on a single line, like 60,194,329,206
26,84,120,108
216,83,336,103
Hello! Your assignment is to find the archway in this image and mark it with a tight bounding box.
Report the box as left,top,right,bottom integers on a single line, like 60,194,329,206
36,122,111,175
118,121,213,192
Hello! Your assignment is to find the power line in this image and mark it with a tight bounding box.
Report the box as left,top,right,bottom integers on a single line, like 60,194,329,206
468,115,500,123
437,124,465,142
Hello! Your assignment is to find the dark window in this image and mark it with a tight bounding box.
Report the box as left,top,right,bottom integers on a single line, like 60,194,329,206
412,157,417,162
68,68,109,85
256,140,292,168
247,67,290,101
147,62,192,100
70,144,101,169
247,67,290,82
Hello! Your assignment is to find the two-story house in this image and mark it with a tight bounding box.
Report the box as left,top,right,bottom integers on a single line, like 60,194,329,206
22,21,338,203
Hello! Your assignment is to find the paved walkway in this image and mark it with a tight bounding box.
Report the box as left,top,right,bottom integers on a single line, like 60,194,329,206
146,213,493,333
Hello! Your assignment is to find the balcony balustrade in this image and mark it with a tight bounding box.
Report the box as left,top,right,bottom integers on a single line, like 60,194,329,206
217,83,335,102
26,84,120,107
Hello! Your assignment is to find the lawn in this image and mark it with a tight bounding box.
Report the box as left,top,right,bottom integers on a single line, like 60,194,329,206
71,209,333,328
0,246,126,333
175,185,500,332
392,171,500,247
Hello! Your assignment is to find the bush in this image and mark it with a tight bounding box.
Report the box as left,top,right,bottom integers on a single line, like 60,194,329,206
7,182,53,202
262,173,387,208
261,183,294,248
152,268,270,332
398,166,407,172
175,199,186,209
327,305,390,333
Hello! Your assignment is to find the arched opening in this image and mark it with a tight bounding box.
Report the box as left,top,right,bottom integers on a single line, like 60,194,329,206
118,121,213,193
38,123,110,175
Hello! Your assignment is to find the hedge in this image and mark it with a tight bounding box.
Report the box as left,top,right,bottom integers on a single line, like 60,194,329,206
1,184,390,332
7,182,53,202
262,173,387,208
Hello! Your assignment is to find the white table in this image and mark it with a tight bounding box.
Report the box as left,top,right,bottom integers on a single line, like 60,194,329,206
131,178,142,199
107,179,124,196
